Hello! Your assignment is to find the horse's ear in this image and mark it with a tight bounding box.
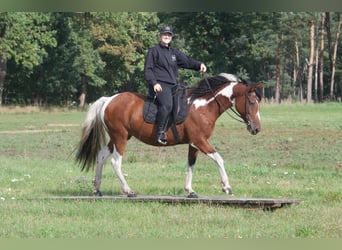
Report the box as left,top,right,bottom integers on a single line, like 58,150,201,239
248,83,264,92
248,83,264,100
255,83,264,89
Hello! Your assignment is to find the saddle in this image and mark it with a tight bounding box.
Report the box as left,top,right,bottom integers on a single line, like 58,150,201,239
143,84,188,142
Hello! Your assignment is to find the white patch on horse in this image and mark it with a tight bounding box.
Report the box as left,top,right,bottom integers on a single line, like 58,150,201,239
217,81,238,103
82,96,109,132
219,73,240,82
207,152,231,191
253,99,261,121
111,144,132,194
94,146,111,191
185,164,195,194
193,97,215,109
192,73,241,110
100,94,120,127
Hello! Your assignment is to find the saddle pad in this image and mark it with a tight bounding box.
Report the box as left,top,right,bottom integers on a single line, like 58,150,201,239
143,85,189,125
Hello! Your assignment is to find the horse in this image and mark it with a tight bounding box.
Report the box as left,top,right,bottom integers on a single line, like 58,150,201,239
76,73,263,198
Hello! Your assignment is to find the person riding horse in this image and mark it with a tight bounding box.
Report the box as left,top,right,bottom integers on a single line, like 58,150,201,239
144,26,207,145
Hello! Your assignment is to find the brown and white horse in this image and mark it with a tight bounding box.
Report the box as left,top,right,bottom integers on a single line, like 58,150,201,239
76,73,263,198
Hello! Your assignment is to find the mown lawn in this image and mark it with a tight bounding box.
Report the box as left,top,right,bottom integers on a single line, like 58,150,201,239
0,103,341,238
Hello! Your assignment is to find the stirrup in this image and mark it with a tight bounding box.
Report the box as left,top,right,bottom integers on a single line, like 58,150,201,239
157,133,167,145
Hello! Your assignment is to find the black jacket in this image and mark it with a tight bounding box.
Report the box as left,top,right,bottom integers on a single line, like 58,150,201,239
144,42,202,87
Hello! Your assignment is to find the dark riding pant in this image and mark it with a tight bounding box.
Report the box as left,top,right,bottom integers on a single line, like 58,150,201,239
150,82,174,141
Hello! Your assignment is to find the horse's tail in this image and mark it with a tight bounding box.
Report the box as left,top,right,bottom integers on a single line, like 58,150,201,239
76,97,109,172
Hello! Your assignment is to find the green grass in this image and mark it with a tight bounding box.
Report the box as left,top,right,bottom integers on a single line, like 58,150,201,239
0,103,341,238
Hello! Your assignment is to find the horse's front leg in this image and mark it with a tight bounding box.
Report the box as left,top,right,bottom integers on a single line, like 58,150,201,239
93,146,111,196
207,151,232,195
111,145,136,197
185,145,199,198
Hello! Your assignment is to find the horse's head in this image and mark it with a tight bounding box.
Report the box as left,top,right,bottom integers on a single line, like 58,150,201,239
188,73,263,135
234,83,264,135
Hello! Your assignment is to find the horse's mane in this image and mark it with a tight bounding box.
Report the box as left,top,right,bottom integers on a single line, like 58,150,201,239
188,74,262,102
188,74,238,102
188,75,229,102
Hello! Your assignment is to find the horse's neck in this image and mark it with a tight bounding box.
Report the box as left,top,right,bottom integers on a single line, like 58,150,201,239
211,94,233,117
190,93,233,122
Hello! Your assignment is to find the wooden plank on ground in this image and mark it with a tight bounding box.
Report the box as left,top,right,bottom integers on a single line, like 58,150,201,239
39,195,300,210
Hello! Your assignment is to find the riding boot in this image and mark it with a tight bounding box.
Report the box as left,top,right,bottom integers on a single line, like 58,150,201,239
156,113,169,145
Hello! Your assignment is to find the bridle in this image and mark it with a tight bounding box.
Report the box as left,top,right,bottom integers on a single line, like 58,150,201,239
202,73,251,125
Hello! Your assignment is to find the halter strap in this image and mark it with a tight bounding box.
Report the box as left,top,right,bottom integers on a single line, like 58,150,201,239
202,73,246,124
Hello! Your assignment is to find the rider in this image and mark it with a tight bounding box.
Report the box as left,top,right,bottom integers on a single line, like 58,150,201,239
144,25,207,145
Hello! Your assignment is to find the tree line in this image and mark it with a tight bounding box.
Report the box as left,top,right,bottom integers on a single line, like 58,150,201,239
0,12,341,106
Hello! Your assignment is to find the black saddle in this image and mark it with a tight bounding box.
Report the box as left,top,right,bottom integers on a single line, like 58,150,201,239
143,84,188,125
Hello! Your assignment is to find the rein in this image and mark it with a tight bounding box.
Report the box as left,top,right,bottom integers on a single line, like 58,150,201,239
202,73,246,124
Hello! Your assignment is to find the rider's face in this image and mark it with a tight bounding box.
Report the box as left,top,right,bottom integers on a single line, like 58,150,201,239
160,33,172,46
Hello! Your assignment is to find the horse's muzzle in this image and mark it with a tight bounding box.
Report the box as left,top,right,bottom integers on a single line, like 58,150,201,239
247,123,260,135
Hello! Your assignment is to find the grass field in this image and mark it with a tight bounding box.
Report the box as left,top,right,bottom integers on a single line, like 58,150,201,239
0,103,341,238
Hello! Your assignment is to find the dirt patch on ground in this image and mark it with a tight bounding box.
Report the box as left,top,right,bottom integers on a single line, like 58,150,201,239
0,123,80,134
0,129,64,134
47,123,80,127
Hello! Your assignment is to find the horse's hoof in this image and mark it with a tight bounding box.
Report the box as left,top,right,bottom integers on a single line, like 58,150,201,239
187,192,199,198
222,188,233,195
94,190,103,197
127,191,137,197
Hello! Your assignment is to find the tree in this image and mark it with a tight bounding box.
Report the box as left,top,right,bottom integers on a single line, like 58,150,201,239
0,54,6,105
319,12,325,102
275,33,282,103
329,13,342,99
293,39,302,101
306,19,315,103
0,12,57,106
69,13,106,107
1,12,342,105
90,12,159,96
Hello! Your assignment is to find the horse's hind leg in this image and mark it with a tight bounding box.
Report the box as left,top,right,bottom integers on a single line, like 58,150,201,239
111,144,136,197
93,146,111,196
185,145,199,198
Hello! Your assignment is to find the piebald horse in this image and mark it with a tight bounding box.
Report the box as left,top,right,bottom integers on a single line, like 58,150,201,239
76,73,263,198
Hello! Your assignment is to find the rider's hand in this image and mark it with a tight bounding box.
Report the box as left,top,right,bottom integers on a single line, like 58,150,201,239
200,63,207,73
153,83,163,93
